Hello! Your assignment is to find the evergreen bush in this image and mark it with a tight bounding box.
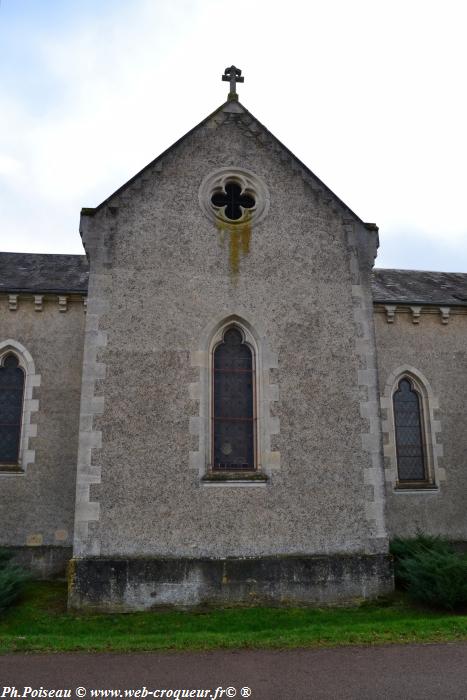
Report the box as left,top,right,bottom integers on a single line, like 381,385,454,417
390,535,467,610
0,549,29,613
391,534,453,584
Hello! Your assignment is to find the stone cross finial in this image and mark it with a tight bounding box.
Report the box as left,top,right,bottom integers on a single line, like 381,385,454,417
222,65,244,101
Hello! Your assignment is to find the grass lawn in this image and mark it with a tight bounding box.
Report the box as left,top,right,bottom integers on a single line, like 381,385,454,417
1,582,467,653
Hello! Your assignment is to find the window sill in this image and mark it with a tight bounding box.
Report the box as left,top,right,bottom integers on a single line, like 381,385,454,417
202,471,268,487
395,482,438,492
0,464,24,475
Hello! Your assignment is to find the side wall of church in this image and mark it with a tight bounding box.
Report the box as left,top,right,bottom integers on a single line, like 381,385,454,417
0,296,85,576
374,306,467,541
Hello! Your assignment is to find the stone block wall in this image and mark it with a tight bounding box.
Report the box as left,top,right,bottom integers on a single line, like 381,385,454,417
0,294,85,576
374,305,467,540
73,100,388,605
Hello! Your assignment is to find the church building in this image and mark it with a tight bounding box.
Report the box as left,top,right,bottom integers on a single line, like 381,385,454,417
1,68,466,611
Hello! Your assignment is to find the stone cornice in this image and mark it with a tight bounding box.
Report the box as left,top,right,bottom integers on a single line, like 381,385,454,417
1,292,87,313
4,293,466,322
374,303,467,325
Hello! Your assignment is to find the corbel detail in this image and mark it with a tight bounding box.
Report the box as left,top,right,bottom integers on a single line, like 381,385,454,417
384,305,397,323
439,306,450,324
58,296,68,312
410,306,422,324
34,295,43,312
8,294,18,311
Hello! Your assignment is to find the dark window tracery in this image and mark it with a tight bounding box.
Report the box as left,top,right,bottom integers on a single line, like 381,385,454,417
211,182,255,221
213,328,255,470
393,378,427,481
0,354,25,465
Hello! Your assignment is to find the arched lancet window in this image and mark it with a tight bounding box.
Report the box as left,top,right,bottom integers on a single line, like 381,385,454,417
0,353,25,466
393,377,428,482
212,327,255,471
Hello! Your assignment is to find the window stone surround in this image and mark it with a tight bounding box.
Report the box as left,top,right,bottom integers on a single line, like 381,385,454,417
0,339,41,474
189,313,280,486
380,365,445,491
198,167,270,227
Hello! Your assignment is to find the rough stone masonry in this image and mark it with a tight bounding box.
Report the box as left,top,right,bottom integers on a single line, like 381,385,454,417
1,72,466,610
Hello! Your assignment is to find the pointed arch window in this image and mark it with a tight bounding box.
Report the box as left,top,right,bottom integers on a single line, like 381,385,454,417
393,377,428,483
212,327,255,471
0,353,25,466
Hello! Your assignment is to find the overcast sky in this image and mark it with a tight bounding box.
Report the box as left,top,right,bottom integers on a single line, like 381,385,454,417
1,0,466,270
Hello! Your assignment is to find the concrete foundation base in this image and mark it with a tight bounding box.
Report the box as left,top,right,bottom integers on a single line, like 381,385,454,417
6,546,72,579
68,554,394,611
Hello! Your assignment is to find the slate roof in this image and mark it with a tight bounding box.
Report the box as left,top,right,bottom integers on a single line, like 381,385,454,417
0,252,89,294
372,268,467,307
1,252,467,306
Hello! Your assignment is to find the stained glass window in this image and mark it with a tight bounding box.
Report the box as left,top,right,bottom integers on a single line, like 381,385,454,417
0,354,25,465
213,328,254,470
393,378,427,481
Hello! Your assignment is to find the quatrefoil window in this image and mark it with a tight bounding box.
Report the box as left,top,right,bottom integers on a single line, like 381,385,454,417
211,183,255,221
199,168,270,226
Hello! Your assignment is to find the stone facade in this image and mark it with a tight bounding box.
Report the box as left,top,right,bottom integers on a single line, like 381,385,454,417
1,96,466,607
0,292,86,576
375,303,467,541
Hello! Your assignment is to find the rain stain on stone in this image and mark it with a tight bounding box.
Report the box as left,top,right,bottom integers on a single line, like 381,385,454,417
216,211,251,279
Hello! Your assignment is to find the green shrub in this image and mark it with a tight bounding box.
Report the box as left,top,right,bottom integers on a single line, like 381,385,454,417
0,549,29,613
390,534,453,584
390,533,454,560
390,535,467,610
